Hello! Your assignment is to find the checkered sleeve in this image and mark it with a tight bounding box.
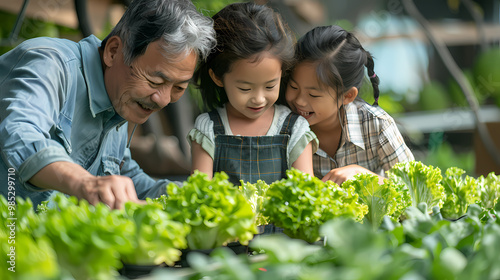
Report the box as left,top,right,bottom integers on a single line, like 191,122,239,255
377,117,415,173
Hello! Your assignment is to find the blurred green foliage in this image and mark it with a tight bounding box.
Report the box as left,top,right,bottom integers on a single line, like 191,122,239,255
193,0,240,17
359,79,405,115
447,69,487,107
0,10,80,55
424,139,475,176
473,48,500,106
330,19,355,32
418,80,452,111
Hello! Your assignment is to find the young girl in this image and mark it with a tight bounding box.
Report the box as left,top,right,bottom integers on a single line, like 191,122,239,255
188,2,318,185
285,25,414,186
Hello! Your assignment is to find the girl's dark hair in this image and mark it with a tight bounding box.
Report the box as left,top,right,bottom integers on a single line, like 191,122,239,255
294,25,380,105
194,2,295,111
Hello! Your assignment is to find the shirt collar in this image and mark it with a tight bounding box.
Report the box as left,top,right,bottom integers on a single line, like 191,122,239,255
342,98,366,150
79,35,115,117
315,147,330,158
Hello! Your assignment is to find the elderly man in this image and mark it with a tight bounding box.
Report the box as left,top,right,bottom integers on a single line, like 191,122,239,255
0,0,216,209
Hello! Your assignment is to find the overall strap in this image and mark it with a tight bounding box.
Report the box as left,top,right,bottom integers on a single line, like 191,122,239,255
279,112,299,136
208,110,225,135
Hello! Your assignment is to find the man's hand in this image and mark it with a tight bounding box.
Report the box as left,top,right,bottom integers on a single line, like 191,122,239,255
76,175,141,209
29,161,142,209
321,164,384,186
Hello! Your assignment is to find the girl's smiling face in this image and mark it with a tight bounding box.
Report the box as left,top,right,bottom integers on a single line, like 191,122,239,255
210,51,282,120
285,62,341,129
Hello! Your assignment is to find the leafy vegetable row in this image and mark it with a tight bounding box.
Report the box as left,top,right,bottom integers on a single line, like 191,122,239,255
240,161,499,241
155,203,500,280
0,160,498,280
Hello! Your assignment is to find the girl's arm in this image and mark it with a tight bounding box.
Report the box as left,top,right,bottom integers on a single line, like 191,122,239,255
291,142,314,175
321,165,384,186
190,141,214,178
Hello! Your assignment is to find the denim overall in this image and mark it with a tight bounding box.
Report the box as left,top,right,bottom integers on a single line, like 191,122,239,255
209,110,299,185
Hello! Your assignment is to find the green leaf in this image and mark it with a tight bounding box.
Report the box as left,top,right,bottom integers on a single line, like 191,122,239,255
154,171,258,249
440,167,480,220
263,169,367,243
388,161,445,210
120,201,189,266
343,173,411,229
477,172,500,210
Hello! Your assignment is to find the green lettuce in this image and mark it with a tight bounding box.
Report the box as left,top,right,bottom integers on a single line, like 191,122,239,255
34,194,136,280
120,201,190,266
15,232,60,279
156,171,258,250
476,172,500,210
343,173,411,228
0,197,60,280
440,167,480,220
0,196,39,235
239,180,270,226
387,161,446,210
262,169,367,243
0,230,60,280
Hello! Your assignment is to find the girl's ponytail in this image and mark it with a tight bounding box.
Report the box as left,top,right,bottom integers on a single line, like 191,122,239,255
365,51,380,106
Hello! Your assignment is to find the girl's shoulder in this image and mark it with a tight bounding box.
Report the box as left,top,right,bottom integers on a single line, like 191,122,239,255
274,104,292,118
274,104,311,133
194,111,211,123
349,97,395,122
193,110,216,134
194,107,226,124
275,104,306,128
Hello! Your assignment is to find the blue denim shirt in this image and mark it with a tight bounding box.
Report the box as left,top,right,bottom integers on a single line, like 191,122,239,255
0,35,171,207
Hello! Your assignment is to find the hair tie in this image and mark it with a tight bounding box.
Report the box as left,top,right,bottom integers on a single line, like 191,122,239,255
370,73,377,79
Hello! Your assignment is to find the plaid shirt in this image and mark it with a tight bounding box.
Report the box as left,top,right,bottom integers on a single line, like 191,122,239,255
313,97,414,178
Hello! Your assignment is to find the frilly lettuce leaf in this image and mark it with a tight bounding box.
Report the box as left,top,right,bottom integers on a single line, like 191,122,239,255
262,169,367,243
239,180,270,226
387,161,445,210
32,194,136,280
343,173,411,228
440,167,480,220
121,201,190,266
156,171,258,250
476,172,500,210
0,197,60,280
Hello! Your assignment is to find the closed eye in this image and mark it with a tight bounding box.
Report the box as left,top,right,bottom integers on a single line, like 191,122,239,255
237,87,251,92
147,79,162,87
289,84,298,90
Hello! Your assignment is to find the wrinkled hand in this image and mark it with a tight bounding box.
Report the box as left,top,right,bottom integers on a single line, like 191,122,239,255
321,164,383,186
75,175,143,209
29,161,146,209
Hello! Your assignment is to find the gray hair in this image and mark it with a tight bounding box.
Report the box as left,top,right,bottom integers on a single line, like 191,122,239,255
102,0,215,65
